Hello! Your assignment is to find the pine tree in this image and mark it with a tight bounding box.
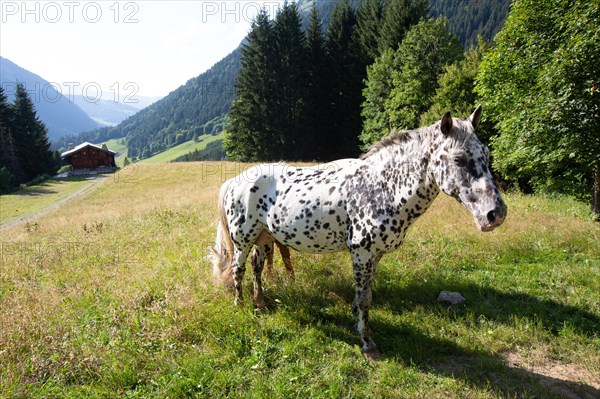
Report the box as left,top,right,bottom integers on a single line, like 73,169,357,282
271,1,307,160
0,87,20,191
326,0,362,159
356,0,384,64
378,0,429,53
225,9,275,161
303,4,331,161
9,83,56,182
0,124,23,187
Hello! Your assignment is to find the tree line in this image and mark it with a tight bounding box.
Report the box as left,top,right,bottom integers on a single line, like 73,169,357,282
56,49,239,161
429,0,509,48
477,0,599,216
227,0,599,217
225,0,429,161
0,84,57,193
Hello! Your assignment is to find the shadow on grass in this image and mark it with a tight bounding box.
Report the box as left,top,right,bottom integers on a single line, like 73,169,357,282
267,270,600,398
4,177,93,197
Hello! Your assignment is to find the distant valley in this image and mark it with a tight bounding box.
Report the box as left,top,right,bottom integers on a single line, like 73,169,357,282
0,56,101,141
71,95,160,127
66,0,508,163
0,56,161,140
2,0,508,162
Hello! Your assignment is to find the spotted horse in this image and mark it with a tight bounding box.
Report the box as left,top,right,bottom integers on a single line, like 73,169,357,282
209,106,507,360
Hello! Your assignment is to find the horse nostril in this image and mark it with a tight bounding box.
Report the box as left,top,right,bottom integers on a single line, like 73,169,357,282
487,210,496,224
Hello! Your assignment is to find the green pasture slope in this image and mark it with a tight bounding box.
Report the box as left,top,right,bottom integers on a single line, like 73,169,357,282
101,133,223,167
0,162,598,398
139,133,224,164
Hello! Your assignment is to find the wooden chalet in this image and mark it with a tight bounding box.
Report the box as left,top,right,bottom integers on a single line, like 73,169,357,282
61,142,116,171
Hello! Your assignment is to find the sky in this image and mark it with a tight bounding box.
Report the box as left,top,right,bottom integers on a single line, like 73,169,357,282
0,0,285,101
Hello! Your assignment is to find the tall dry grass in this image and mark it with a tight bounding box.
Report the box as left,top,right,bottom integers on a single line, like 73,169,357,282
0,162,598,397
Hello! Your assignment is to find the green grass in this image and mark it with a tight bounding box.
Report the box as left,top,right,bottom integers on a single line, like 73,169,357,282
139,133,225,164
0,163,598,398
0,177,97,227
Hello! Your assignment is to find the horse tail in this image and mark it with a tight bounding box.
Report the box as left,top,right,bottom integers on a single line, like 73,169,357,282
209,179,234,289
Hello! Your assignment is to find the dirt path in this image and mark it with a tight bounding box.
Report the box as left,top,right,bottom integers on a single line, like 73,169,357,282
0,176,106,232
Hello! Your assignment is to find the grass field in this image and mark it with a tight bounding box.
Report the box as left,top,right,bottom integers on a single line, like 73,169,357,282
0,162,598,398
0,177,100,229
139,133,225,164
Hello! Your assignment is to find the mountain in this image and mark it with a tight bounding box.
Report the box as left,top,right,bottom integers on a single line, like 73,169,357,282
128,96,163,110
0,56,101,141
61,48,239,159
429,0,510,48
69,0,509,160
71,95,140,127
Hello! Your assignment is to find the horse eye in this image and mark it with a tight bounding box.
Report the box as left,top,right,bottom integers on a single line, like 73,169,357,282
454,156,467,167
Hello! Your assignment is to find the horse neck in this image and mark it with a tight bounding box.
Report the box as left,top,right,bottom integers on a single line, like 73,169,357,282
364,130,440,210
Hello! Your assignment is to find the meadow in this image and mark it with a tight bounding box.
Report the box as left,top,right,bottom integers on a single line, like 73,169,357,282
0,162,598,398
101,133,224,167
0,176,99,229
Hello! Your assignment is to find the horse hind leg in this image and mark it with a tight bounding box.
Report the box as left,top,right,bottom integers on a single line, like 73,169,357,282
264,242,275,277
251,230,274,309
231,248,249,306
251,244,272,309
275,241,294,280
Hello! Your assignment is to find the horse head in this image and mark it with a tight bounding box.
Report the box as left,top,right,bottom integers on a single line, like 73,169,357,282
430,105,507,232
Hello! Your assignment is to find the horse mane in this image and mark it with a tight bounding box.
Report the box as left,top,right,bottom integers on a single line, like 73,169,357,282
361,116,478,160
361,126,432,160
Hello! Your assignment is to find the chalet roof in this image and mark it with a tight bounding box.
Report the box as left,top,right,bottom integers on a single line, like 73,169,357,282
61,142,116,158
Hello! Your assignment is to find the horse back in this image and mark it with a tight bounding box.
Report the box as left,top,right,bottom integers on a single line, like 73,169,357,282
225,161,361,253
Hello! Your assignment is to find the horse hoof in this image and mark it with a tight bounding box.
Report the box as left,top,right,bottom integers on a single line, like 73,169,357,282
253,296,267,310
363,348,382,361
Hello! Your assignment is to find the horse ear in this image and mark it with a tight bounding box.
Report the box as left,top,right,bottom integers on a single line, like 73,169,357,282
468,105,482,130
441,111,453,135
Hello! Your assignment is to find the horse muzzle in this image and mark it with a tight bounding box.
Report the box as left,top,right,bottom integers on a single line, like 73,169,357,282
476,202,507,232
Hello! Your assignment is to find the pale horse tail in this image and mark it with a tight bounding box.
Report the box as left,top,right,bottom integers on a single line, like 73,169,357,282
208,179,234,289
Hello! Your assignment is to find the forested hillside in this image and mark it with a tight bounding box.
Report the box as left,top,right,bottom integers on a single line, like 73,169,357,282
227,0,433,161
59,49,239,159
66,0,509,162
430,0,509,47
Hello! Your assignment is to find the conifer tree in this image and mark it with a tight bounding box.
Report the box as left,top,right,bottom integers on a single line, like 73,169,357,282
326,0,362,159
225,9,275,161
9,83,56,182
356,0,384,65
271,1,307,160
378,0,429,53
304,4,332,161
0,87,22,190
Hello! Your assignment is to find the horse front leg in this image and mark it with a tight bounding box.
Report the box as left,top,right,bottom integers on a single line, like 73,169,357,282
251,243,271,309
350,250,382,360
232,249,248,306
